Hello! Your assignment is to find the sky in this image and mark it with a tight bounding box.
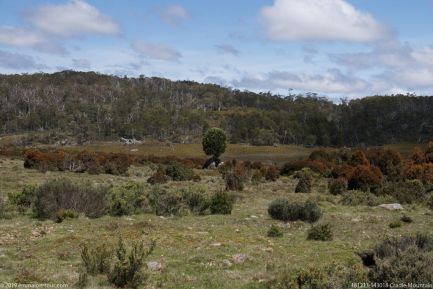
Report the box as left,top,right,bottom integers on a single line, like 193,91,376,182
1,0,433,99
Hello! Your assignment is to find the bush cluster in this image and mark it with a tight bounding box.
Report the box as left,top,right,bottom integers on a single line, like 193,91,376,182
307,223,333,241
33,178,108,220
341,190,396,206
377,180,427,204
80,237,155,289
295,174,312,193
328,178,347,195
267,263,367,289
209,191,234,215
164,163,194,181
268,199,322,223
267,224,283,237
368,233,433,283
24,149,131,175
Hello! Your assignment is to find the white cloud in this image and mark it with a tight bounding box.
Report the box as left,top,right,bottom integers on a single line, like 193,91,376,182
25,0,120,37
0,26,44,47
0,50,45,69
260,0,389,42
330,41,433,91
72,58,91,69
158,5,191,26
131,41,182,61
214,44,240,56
232,69,369,94
0,26,66,55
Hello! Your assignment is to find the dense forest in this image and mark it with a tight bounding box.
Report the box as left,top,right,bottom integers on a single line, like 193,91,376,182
0,71,432,146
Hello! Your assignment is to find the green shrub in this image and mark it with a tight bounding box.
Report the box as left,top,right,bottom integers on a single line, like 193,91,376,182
7,185,36,213
0,195,6,219
295,175,312,193
268,199,322,223
80,242,112,275
426,194,433,210
202,128,227,162
147,189,185,216
210,191,233,215
378,180,426,204
165,163,194,181
300,201,323,223
267,224,283,237
307,224,333,241
328,178,347,195
389,220,402,228
341,190,396,206
268,264,368,289
147,168,168,185
33,179,108,220
109,183,149,216
401,215,413,223
108,237,155,289
369,234,433,283
224,172,244,191
55,209,78,223
181,188,210,215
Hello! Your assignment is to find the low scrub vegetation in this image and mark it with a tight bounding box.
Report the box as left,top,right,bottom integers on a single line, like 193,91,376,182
33,178,108,220
210,191,234,215
368,233,433,283
80,237,155,289
268,199,322,223
267,224,283,237
307,223,333,241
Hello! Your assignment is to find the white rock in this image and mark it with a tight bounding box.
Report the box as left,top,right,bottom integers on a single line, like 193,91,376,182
147,261,163,271
378,203,403,210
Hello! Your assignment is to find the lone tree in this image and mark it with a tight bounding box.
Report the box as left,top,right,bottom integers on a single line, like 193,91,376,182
202,128,227,168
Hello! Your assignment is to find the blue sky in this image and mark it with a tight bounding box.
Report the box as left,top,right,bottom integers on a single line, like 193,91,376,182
1,0,433,98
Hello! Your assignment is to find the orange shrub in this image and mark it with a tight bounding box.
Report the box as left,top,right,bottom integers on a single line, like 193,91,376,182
412,147,426,164
367,149,403,180
348,165,383,192
350,150,370,166
307,160,331,176
265,165,280,181
332,164,356,180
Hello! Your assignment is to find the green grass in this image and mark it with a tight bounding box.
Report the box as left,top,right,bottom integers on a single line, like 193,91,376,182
1,157,432,288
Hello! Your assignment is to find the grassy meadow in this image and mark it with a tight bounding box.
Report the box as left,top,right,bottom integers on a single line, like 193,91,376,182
1,145,432,288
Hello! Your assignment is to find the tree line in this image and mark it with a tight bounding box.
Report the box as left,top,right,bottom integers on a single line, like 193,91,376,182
0,70,432,146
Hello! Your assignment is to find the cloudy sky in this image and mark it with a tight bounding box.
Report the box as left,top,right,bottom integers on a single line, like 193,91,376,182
1,0,433,98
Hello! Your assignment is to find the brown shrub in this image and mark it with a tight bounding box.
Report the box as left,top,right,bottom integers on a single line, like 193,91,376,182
280,160,309,176
265,166,280,181
367,149,403,180
307,160,331,176
350,150,370,166
404,163,433,183
332,164,356,180
348,165,384,192
147,168,168,185
412,147,426,164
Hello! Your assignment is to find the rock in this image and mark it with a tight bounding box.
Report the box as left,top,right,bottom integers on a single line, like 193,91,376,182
222,259,232,267
232,253,248,264
147,261,163,271
250,215,258,219
378,203,403,211
263,247,273,253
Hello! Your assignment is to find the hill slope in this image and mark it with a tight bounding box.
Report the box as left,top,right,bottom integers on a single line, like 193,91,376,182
1,71,432,146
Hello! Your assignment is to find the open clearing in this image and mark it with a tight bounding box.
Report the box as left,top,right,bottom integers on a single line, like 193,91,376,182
1,157,432,288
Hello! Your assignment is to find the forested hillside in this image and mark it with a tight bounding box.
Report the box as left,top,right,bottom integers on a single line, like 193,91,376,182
0,71,432,146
